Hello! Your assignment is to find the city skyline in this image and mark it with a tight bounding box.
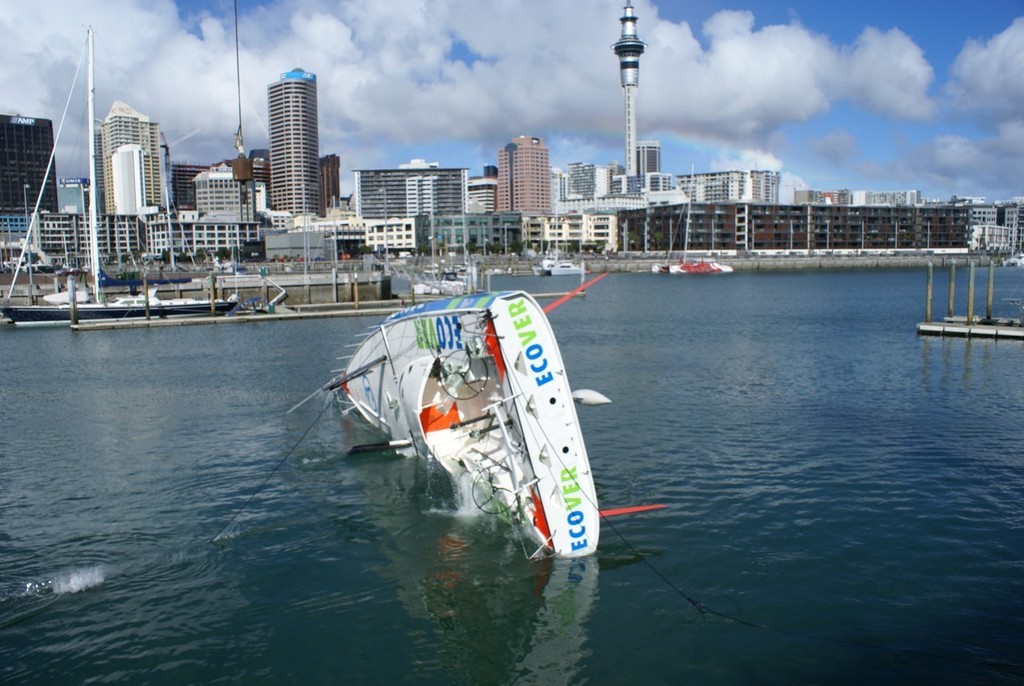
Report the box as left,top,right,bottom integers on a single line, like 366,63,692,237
2,0,1023,205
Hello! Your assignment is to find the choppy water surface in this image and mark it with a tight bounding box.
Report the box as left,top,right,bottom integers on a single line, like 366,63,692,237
2,267,1024,684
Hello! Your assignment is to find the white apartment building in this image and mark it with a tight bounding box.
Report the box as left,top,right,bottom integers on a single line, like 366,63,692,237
98,101,162,214
520,211,619,252
110,144,147,216
676,170,780,203
194,163,267,221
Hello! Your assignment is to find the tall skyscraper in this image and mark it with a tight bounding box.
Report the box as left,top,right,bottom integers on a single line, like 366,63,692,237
612,1,646,179
497,136,551,214
319,154,340,214
637,140,660,177
0,114,58,216
267,68,320,216
98,101,162,215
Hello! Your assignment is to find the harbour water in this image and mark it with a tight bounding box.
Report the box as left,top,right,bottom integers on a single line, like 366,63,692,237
2,267,1023,684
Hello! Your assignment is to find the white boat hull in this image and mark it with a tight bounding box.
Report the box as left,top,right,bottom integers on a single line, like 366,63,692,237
338,291,599,558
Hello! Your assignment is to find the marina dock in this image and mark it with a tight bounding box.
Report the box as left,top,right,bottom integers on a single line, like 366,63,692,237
66,291,581,331
916,260,1024,339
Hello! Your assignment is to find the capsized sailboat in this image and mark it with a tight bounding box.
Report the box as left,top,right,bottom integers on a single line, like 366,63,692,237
328,291,599,558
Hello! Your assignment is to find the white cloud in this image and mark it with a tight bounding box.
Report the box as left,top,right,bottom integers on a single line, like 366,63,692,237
840,27,935,120
947,17,1024,121
645,10,836,143
710,148,783,173
1,0,1021,200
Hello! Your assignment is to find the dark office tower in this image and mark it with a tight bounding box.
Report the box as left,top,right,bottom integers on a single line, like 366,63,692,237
612,1,646,178
267,68,320,215
637,140,660,176
320,154,340,215
170,161,209,210
247,149,272,194
0,114,59,214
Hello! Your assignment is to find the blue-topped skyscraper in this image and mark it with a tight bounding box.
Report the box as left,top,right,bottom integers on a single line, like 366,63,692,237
267,68,320,216
612,1,646,180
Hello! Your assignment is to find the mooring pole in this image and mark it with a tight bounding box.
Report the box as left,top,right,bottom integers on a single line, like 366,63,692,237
986,261,995,321
209,272,216,317
947,263,956,319
69,274,79,326
925,262,933,323
967,261,976,324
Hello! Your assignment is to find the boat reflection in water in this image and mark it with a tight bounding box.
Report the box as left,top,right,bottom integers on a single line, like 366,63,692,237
339,418,597,684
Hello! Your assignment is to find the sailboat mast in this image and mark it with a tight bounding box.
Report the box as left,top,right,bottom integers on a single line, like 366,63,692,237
87,27,102,303
682,196,692,263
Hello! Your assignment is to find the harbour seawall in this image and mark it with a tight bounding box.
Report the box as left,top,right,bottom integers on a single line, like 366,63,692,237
0,253,994,308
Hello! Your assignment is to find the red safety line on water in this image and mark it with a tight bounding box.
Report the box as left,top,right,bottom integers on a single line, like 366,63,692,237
599,503,667,518
543,272,610,313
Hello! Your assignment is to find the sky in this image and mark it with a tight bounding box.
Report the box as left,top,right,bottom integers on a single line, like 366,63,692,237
3,0,1024,204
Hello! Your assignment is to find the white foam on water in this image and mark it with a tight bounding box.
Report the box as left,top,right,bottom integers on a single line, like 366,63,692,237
49,566,106,595
452,472,485,518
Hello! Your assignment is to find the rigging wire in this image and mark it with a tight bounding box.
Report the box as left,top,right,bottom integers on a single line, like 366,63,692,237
211,393,333,544
596,486,1024,675
498,353,1024,675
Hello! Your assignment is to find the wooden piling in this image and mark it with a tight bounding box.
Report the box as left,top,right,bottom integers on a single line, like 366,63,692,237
947,263,956,319
69,274,79,326
209,272,216,317
925,262,933,323
967,261,975,324
986,261,995,320
143,274,151,320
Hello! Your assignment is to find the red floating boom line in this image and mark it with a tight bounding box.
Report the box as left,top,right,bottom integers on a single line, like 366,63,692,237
599,503,667,518
543,272,610,313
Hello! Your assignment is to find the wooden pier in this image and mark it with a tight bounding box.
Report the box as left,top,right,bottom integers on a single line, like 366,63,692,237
916,261,1024,339
66,290,582,331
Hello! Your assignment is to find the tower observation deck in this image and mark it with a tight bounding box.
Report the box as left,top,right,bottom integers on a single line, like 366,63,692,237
612,1,646,179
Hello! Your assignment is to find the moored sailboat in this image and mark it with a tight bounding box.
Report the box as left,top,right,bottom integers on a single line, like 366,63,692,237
669,193,734,275
1,28,234,327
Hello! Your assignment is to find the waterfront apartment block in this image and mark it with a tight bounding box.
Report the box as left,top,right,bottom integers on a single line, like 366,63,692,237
25,195,997,264
620,202,971,254
268,68,320,216
521,211,620,252
498,136,551,214
354,160,468,219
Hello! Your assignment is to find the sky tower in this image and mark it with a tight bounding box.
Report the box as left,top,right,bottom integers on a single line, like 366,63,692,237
612,1,646,179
